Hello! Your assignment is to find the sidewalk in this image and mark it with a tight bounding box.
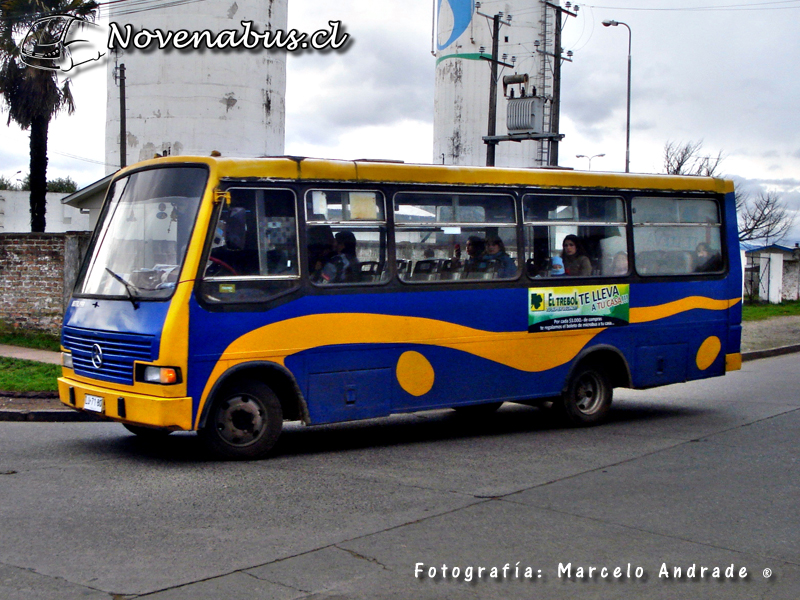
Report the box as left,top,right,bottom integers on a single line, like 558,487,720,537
0,344,61,365
1,316,799,421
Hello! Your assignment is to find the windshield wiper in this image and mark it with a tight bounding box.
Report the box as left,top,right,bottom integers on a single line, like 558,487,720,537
105,268,141,310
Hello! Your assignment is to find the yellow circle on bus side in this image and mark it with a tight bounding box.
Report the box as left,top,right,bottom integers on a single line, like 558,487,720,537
696,336,722,371
396,351,435,397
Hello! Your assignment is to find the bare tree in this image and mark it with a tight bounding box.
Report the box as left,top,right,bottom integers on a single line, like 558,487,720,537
663,141,795,244
736,188,795,243
663,140,723,176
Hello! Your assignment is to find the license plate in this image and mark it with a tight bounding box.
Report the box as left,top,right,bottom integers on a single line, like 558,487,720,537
83,394,104,413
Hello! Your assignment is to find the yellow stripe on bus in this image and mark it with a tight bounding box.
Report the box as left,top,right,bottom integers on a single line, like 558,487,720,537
196,297,741,427
195,314,607,426
216,313,605,372
630,296,741,323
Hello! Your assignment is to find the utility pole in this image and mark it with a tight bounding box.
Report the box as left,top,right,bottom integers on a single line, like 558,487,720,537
119,63,127,169
486,14,501,167
550,6,562,166
544,2,578,166
479,12,514,167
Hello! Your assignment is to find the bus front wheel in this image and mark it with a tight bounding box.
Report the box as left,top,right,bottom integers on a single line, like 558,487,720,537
199,380,283,460
557,365,612,426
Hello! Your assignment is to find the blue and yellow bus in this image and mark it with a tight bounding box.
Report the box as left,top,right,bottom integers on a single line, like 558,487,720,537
59,156,742,459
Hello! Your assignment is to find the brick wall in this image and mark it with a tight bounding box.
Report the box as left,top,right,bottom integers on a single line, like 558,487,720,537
0,233,91,333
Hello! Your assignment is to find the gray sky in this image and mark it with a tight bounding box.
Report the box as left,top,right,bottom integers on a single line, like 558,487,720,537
2,0,798,242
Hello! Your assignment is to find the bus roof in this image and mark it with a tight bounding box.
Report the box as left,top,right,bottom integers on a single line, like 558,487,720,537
126,155,735,195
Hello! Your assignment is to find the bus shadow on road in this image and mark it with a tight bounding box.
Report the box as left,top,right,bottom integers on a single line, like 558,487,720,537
272,401,710,458
89,399,709,463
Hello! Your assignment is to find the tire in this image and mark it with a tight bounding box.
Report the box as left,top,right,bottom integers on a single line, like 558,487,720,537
556,364,612,426
453,402,503,418
199,380,283,460
122,423,173,438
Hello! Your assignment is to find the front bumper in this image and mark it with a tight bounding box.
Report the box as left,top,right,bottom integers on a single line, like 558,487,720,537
58,377,194,431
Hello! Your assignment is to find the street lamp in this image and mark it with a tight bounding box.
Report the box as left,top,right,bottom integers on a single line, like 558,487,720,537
576,153,605,170
602,19,631,173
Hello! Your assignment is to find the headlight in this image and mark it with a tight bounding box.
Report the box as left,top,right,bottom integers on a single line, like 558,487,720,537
137,365,181,385
62,352,73,369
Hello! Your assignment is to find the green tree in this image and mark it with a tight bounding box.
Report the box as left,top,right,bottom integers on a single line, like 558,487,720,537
0,172,77,193
46,176,77,193
0,0,97,232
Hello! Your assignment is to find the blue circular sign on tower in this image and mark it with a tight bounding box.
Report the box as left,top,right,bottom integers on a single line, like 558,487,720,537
437,0,474,51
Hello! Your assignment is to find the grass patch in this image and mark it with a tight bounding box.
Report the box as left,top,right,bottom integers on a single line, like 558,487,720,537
0,327,60,352
742,299,800,321
0,357,60,392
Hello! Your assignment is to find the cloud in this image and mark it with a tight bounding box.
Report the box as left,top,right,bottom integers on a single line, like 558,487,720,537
286,0,434,149
560,5,800,177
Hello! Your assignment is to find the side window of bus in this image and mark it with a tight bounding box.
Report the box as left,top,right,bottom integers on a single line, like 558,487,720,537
306,190,388,285
394,192,519,282
201,188,300,303
632,197,722,276
523,195,628,278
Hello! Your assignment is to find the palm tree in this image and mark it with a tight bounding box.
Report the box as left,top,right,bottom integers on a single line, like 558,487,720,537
0,0,98,232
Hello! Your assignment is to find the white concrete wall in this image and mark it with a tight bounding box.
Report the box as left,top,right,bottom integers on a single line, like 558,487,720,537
106,0,287,172
433,0,554,167
758,253,784,304
782,257,799,301
0,190,91,233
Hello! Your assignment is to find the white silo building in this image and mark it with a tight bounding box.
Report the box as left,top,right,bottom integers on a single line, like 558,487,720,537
105,0,287,172
434,0,572,167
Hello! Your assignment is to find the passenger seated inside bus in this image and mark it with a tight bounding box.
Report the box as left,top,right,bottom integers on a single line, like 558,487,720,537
695,242,722,272
561,235,592,276
610,251,629,276
320,230,361,283
464,236,486,269
485,237,517,278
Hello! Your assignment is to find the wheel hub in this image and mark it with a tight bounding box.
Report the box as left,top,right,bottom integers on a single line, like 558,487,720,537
575,374,602,414
215,396,265,446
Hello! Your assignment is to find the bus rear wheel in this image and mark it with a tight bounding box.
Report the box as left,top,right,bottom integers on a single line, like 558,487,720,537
199,380,283,460
557,364,612,426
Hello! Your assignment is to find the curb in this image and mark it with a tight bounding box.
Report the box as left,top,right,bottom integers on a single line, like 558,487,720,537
0,391,59,399
1,345,798,423
741,343,800,362
0,409,102,422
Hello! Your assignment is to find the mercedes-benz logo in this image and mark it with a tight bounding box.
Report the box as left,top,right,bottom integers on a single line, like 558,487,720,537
91,343,104,368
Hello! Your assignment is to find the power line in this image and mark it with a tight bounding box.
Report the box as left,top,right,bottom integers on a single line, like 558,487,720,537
99,0,211,17
1,0,210,21
50,150,114,167
582,0,800,11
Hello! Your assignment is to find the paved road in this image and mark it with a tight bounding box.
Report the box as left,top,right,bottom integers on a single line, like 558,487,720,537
0,354,798,600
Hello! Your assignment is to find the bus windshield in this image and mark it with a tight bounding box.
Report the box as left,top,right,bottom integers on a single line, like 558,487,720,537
77,166,207,300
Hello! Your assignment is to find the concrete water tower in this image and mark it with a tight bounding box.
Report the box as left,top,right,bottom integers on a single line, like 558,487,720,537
433,0,570,167
105,0,287,172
